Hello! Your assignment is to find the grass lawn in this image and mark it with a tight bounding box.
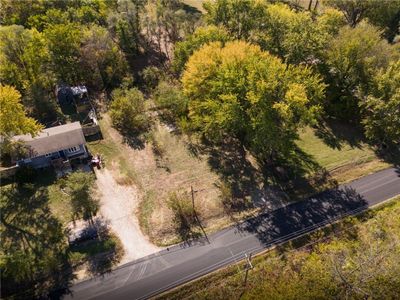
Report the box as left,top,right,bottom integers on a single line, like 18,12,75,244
158,196,400,300
297,126,390,183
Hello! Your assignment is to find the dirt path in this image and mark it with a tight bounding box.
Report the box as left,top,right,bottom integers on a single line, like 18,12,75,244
95,168,160,264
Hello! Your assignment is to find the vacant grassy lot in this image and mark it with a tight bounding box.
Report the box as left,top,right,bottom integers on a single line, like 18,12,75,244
89,115,231,245
90,116,393,246
159,196,400,300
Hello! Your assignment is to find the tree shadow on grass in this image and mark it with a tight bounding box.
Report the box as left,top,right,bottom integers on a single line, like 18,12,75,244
314,119,365,150
373,144,400,167
262,146,337,201
187,137,336,215
1,184,76,299
196,137,265,206
69,218,122,277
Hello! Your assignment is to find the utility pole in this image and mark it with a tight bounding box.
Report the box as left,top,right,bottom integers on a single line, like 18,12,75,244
243,252,253,286
191,185,210,244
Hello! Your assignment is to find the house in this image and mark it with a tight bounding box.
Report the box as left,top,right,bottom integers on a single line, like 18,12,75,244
14,122,89,170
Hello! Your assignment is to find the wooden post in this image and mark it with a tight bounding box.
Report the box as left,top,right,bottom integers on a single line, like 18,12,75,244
191,185,210,244
243,253,253,286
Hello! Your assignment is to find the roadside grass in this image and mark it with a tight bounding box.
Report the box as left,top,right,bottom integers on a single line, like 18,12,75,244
297,126,389,183
157,196,400,300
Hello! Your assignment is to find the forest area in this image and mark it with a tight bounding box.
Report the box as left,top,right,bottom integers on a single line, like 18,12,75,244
1,0,400,299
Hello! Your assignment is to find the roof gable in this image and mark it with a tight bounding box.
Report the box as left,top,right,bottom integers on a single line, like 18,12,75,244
14,122,86,157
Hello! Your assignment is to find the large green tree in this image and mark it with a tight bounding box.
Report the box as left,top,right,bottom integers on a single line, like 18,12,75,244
44,22,84,84
0,25,64,123
173,25,230,74
203,0,268,40
80,25,128,90
182,41,325,163
109,87,150,135
325,0,400,42
142,0,202,61
324,21,397,120
361,60,400,146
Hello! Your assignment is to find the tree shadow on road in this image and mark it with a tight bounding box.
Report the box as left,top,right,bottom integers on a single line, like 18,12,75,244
239,187,368,247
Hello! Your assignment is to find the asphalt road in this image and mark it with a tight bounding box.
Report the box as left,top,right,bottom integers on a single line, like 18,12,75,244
65,167,400,300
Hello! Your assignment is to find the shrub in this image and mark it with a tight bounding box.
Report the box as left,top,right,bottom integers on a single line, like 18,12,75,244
15,165,37,184
154,81,188,123
167,191,197,231
140,66,164,92
109,87,150,135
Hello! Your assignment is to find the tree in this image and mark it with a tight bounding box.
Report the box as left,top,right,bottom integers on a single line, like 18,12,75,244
107,0,146,58
203,0,268,40
140,66,165,92
324,0,372,27
325,0,400,42
61,171,99,224
182,41,325,164
365,0,400,42
142,0,202,61
44,23,84,84
324,21,397,120
361,60,400,146
154,81,188,123
173,25,230,74
0,84,42,137
80,25,128,90
0,184,68,298
109,87,150,134
316,8,346,36
0,25,62,123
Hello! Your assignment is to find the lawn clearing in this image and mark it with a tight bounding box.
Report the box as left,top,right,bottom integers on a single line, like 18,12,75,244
297,126,389,183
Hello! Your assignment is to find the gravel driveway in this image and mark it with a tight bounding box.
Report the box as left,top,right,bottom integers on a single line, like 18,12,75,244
95,169,160,264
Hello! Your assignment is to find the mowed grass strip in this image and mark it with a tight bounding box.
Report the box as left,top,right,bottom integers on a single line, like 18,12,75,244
297,126,389,183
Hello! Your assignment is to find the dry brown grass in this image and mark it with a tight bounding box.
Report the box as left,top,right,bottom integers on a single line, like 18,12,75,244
133,123,224,245
89,115,227,245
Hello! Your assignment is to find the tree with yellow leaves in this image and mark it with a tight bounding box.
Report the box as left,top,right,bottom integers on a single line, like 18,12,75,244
182,41,325,164
0,84,42,138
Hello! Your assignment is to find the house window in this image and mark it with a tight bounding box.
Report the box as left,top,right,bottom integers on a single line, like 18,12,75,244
67,146,80,153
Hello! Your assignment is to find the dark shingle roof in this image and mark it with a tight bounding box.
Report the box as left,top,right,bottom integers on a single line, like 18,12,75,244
14,122,86,157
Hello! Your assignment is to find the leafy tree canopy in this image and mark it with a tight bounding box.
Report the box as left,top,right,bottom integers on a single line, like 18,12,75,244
324,21,397,120
109,87,150,134
361,60,400,146
182,41,325,162
0,84,42,137
173,25,230,74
